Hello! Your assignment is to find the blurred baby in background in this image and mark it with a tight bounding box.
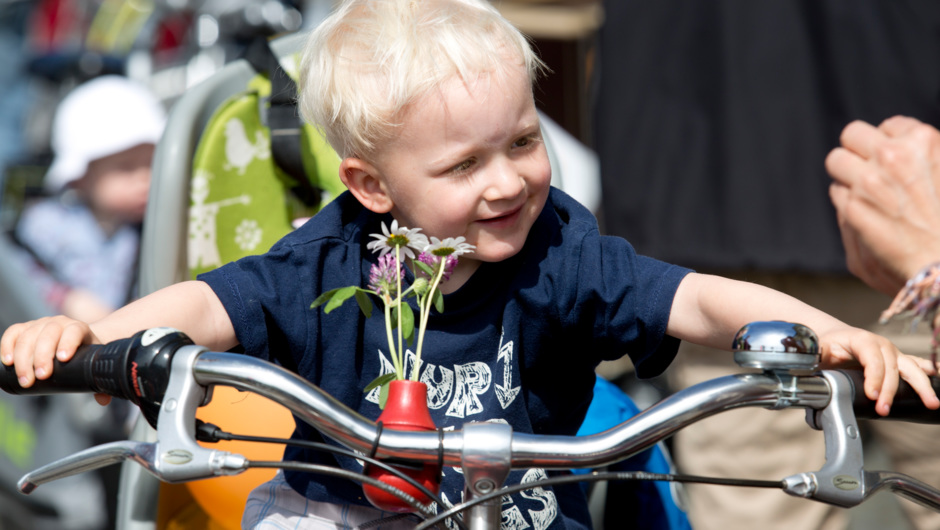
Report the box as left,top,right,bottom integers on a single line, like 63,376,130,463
13,75,166,322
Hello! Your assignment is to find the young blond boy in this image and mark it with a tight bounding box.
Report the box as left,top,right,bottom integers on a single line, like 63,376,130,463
3,1,939,528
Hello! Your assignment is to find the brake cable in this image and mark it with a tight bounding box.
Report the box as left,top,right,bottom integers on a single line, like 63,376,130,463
199,420,785,530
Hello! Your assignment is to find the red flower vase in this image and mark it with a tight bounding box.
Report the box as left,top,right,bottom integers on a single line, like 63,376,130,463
363,379,441,513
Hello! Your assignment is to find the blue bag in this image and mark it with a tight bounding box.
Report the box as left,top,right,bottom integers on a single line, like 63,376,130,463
576,376,692,530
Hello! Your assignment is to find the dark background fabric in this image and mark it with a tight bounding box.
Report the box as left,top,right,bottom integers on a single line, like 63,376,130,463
595,0,940,272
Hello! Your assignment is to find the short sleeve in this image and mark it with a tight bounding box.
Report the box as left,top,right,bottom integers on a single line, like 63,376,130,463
572,232,692,378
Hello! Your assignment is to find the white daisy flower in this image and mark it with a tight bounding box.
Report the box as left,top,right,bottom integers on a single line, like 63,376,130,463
425,236,475,257
366,220,429,259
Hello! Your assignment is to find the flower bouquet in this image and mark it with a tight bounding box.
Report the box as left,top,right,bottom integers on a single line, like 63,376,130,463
311,220,474,512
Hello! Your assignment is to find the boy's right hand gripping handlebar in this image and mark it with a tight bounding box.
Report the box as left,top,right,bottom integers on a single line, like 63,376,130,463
0,327,193,427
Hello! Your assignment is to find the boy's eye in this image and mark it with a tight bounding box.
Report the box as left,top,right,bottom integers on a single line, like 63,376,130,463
513,133,541,149
450,159,475,173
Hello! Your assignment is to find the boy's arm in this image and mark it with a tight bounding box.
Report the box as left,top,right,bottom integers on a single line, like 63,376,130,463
1,280,236,389
93,281,236,349
666,272,940,416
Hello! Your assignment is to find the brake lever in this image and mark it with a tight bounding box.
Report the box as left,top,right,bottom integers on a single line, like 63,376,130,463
783,370,940,511
862,470,940,512
18,345,249,493
19,440,157,493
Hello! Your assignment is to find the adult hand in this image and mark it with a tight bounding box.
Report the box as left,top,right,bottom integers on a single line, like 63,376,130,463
827,116,940,295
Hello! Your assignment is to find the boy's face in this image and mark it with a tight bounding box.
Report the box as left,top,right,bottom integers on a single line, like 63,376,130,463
81,143,154,224
364,63,551,269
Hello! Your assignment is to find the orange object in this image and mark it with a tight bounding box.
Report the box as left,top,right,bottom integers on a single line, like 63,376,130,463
186,386,294,530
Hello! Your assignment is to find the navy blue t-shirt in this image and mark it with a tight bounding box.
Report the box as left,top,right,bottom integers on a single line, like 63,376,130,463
199,187,691,529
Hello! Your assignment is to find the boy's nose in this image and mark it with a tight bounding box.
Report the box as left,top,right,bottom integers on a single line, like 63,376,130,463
482,159,524,202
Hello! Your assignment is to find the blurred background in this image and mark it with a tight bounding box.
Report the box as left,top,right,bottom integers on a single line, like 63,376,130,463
0,0,600,234
1,1,939,529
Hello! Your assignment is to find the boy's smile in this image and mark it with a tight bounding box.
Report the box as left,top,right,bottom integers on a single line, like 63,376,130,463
351,62,552,289
477,203,524,229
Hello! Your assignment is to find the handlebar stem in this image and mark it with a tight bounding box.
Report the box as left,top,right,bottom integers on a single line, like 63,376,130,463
461,422,513,530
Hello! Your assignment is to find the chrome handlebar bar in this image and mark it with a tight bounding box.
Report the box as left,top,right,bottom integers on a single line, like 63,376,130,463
16,345,940,517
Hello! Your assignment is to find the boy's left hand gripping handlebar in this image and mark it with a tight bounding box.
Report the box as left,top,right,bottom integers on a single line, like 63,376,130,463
0,328,193,425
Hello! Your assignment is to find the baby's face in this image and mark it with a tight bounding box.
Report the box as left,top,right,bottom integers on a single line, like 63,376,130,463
83,143,154,224
371,64,551,271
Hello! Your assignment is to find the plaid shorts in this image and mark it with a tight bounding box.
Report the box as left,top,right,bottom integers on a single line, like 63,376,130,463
241,471,423,529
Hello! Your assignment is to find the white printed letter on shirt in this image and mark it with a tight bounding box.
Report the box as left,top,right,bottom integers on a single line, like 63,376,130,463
445,362,491,418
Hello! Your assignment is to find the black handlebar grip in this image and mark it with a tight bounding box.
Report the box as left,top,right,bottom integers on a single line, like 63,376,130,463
0,336,139,398
0,328,193,413
841,369,940,423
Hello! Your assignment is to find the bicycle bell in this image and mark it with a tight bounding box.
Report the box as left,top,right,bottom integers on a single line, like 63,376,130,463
732,320,820,372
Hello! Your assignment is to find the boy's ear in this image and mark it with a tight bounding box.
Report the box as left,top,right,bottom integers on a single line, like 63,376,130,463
339,157,393,213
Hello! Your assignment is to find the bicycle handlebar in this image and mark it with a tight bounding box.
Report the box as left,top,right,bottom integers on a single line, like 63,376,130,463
3,326,940,524
4,327,939,426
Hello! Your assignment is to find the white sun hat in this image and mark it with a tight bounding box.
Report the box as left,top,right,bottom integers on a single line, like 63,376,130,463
44,75,167,192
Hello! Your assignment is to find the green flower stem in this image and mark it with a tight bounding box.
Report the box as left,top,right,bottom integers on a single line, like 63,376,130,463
395,246,404,379
411,260,447,381
383,299,402,378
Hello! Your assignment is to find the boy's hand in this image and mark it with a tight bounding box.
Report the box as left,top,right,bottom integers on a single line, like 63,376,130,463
818,325,940,415
0,316,99,389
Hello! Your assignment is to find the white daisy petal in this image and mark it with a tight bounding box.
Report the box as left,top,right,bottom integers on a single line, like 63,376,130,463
426,236,475,257
399,246,416,260
407,231,429,254
367,221,434,258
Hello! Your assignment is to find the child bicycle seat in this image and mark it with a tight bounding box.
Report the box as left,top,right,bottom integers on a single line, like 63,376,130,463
120,32,343,530
186,37,344,280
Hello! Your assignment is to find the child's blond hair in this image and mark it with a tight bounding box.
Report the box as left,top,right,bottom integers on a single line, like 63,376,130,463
298,0,544,158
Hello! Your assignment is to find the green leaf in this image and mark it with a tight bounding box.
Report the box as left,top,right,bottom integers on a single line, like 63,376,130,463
324,285,359,313
400,302,415,343
355,290,373,318
433,289,444,313
414,260,434,277
363,372,397,393
310,287,343,309
379,381,389,409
